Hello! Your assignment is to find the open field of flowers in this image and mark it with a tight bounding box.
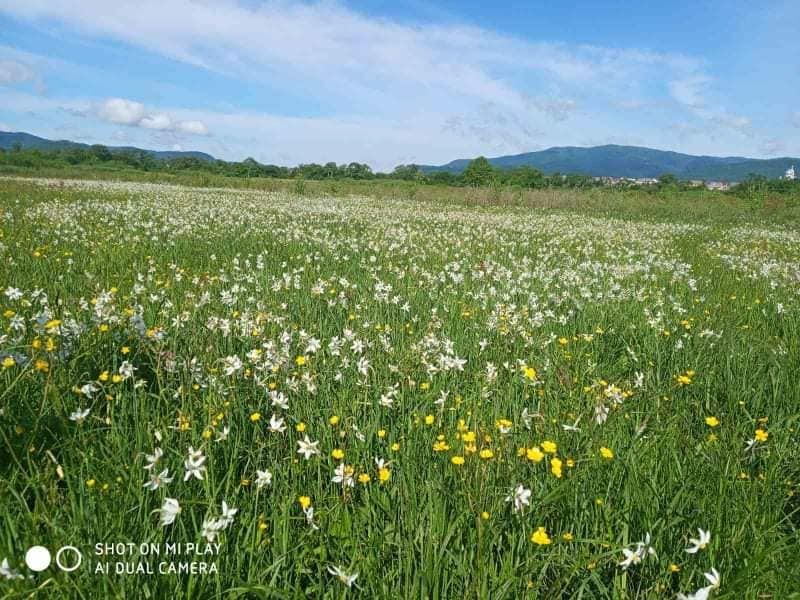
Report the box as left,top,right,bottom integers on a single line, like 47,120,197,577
1,177,799,598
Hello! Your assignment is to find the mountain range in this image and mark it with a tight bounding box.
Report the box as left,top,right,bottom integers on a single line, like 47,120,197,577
0,131,215,162
420,145,798,181
2,131,798,181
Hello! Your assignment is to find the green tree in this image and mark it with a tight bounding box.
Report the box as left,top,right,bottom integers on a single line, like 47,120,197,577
427,171,458,186
506,166,544,189
658,173,678,186
391,164,421,181
90,144,112,162
462,156,495,187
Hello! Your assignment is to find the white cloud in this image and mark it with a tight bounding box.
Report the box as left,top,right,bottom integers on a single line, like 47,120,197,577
711,112,751,136
530,98,578,122
669,76,710,109
0,0,719,162
1,87,791,169
442,103,543,154
176,120,209,135
0,59,40,89
139,113,172,130
96,97,145,125
94,97,208,135
669,75,753,139
1,1,790,163
0,1,705,116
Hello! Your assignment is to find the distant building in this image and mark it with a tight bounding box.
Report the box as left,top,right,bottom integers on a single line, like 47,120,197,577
592,176,731,189
785,165,796,180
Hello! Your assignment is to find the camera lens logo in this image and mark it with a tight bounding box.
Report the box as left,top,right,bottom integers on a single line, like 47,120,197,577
24,546,82,572
24,546,51,572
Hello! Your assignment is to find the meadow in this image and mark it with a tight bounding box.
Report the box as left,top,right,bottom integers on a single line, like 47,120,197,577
0,176,799,598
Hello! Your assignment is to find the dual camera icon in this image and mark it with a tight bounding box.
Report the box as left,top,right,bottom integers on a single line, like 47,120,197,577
24,545,82,572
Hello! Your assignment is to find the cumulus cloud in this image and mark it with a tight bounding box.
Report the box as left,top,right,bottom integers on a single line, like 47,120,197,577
94,98,208,135
96,97,145,125
139,113,171,130
176,120,209,135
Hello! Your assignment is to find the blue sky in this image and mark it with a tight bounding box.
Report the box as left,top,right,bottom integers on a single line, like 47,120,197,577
0,1,798,170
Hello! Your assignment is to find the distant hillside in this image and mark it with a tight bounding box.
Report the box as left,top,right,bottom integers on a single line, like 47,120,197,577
0,131,215,162
420,145,798,181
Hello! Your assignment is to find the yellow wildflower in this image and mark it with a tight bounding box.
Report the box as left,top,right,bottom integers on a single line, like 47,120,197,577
530,527,552,545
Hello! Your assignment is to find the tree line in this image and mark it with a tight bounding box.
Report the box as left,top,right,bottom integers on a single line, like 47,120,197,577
0,145,600,189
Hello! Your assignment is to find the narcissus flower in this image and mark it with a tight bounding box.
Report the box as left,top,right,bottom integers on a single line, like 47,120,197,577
619,533,656,569
505,484,531,513
327,565,358,588
297,435,320,460
685,528,711,554
255,469,272,488
159,498,181,526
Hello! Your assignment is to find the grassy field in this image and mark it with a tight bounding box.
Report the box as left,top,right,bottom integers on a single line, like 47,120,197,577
0,176,799,598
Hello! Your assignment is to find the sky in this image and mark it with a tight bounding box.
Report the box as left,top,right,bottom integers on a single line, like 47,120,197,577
0,0,798,171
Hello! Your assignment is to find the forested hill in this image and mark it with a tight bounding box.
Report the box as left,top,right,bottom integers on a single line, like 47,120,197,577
421,144,798,181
